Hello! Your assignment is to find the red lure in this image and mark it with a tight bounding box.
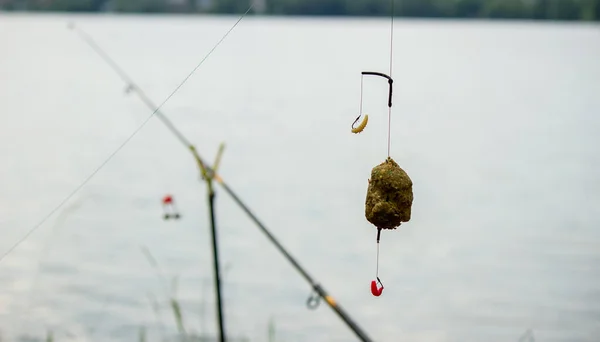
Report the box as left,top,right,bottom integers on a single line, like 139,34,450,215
371,278,384,297
371,228,384,296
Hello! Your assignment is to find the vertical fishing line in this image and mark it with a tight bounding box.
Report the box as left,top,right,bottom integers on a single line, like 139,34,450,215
374,227,383,294
387,0,395,158
0,5,253,264
376,238,380,278
389,0,394,77
373,0,395,294
359,75,364,116
375,228,382,279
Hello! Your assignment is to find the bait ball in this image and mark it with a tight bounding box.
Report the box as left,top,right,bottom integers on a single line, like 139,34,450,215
365,157,413,229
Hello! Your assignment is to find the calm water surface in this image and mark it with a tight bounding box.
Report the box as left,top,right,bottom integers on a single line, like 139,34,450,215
0,13,599,342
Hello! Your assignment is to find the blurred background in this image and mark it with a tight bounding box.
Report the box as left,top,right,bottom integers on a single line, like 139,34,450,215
1,0,600,19
1,1,599,342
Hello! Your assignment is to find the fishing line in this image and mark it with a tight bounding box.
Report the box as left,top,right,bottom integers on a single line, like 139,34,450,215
359,76,364,122
0,5,253,264
369,0,395,297
379,0,395,282
70,24,192,148
375,233,380,277
378,0,395,276
352,0,395,157
387,0,394,158
46,10,376,341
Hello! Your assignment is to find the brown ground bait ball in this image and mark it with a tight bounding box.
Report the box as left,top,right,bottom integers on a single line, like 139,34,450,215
365,157,413,229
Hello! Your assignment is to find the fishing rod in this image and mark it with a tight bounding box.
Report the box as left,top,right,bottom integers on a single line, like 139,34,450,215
70,21,375,342
0,6,254,266
0,8,252,342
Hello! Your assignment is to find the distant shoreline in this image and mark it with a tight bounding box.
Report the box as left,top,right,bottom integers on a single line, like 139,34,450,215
1,0,599,22
1,10,599,23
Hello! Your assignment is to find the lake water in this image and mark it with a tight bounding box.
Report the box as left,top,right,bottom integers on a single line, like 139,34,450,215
0,13,599,342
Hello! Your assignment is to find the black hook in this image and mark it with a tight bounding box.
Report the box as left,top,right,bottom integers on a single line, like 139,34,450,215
362,71,393,108
352,114,363,129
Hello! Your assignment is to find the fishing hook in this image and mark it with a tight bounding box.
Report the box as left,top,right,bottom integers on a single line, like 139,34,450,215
351,114,369,134
371,228,384,296
371,277,384,297
351,72,394,134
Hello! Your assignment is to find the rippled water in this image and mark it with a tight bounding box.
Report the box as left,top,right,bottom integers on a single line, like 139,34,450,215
0,13,599,342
